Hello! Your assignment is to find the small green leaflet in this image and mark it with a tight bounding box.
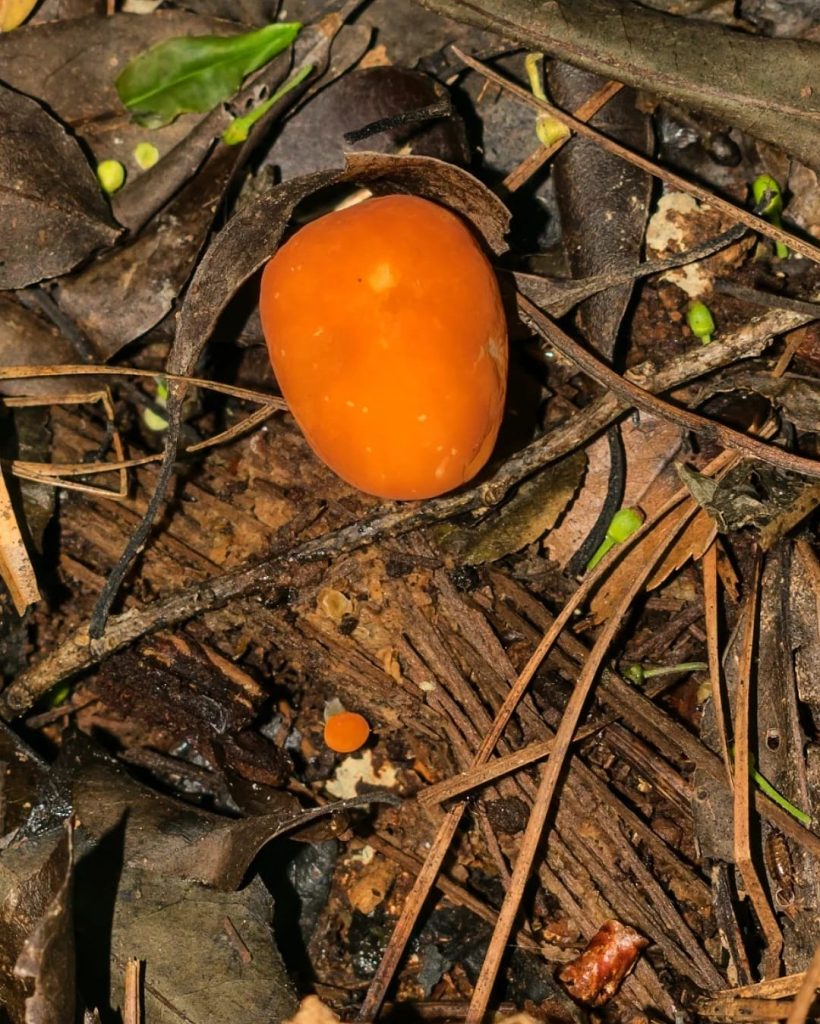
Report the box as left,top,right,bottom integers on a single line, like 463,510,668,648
222,63,313,146
116,22,301,129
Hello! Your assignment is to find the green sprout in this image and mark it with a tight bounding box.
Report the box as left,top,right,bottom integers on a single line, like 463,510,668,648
586,507,645,571
524,52,569,148
143,375,169,432
48,681,72,708
622,661,708,685
97,159,125,194
752,173,788,259
735,748,812,828
687,301,715,345
134,141,160,170
222,63,313,146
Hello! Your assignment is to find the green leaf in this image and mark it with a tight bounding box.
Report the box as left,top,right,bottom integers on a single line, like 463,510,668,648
116,22,301,129
222,63,313,146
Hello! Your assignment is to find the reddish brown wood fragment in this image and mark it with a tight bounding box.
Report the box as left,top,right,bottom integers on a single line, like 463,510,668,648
557,919,649,1006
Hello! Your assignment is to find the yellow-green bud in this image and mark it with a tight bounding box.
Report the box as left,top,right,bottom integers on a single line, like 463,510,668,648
687,301,715,345
97,159,125,194
134,142,159,170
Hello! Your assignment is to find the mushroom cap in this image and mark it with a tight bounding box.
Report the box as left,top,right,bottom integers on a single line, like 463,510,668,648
324,711,371,753
260,194,508,500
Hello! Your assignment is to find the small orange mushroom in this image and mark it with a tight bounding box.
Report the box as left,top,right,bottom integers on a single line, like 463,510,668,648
324,710,371,754
260,194,507,499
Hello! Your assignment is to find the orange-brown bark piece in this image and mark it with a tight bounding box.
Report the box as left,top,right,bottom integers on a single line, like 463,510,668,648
557,919,649,1006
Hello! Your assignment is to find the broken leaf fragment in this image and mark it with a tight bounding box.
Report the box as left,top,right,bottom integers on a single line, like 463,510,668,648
436,451,586,564
0,0,37,30
116,21,301,128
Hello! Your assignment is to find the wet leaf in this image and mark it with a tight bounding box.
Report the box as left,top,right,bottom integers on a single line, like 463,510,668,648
0,85,118,289
97,870,296,1023
0,825,74,1023
116,21,301,127
437,451,586,564
0,721,54,836
14,824,75,1024
74,760,397,891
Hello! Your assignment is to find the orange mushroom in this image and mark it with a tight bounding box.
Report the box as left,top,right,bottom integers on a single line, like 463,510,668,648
260,194,507,499
324,710,371,754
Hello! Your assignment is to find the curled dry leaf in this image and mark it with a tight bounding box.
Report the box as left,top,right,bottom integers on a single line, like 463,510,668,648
678,460,818,535
0,85,118,289
13,823,75,1024
697,369,820,436
0,468,40,616
557,919,649,1006
0,825,74,1022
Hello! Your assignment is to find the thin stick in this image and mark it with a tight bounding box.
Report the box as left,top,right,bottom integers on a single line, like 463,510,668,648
123,959,142,1024
418,675,676,806
501,80,623,193
785,944,820,1024
0,364,286,408
772,326,813,379
703,542,733,782
465,503,697,1023
733,552,783,978
519,295,820,480
454,48,820,266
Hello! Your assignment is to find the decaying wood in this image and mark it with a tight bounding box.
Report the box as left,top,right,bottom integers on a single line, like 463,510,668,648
18,401,720,1017
0,305,806,719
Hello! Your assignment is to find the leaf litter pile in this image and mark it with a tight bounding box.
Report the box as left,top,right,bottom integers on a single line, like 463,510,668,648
1,0,820,1021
